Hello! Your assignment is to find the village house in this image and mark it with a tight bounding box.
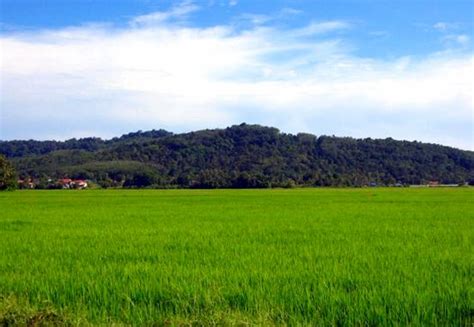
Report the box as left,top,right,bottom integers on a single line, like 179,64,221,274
73,180,88,189
59,178,73,189
58,178,88,189
17,179,35,189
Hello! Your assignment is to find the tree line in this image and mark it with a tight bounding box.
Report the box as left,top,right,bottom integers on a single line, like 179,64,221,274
1,124,473,189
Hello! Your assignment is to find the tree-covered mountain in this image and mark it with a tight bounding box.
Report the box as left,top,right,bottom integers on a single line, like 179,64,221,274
1,124,473,188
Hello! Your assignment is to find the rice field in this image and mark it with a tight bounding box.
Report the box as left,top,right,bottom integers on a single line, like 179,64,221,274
0,188,473,325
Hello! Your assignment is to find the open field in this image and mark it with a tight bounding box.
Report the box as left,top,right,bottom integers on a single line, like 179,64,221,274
0,188,473,325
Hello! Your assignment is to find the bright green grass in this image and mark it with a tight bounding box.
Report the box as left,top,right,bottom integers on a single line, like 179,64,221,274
0,188,473,325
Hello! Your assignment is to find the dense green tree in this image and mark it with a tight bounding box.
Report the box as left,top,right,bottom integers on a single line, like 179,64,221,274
123,171,159,188
1,124,473,188
0,155,17,190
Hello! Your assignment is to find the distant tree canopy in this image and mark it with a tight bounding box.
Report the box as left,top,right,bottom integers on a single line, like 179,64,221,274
1,124,473,188
0,155,17,190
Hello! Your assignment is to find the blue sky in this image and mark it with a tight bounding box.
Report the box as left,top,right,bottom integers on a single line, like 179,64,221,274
1,0,473,149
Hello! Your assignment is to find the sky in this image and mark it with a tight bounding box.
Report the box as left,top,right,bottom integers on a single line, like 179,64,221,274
0,0,473,150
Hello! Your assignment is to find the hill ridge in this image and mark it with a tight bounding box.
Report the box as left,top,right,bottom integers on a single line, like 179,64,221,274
1,123,473,188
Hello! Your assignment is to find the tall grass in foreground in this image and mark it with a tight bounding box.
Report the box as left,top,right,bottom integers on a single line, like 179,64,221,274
0,188,473,325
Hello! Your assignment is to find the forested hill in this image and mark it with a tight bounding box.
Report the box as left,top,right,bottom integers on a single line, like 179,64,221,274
1,124,473,188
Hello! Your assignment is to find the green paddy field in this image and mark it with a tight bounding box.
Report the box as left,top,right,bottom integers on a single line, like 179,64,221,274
0,188,472,325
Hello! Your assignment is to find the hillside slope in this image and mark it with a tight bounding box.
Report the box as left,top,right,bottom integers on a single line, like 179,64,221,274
1,124,473,188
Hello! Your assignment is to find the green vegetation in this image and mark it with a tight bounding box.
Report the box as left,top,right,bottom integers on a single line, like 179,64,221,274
1,188,472,325
0,155,17,191
2,124,473,188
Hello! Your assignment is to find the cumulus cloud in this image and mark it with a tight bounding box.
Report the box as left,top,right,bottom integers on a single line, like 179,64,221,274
0,6,473,150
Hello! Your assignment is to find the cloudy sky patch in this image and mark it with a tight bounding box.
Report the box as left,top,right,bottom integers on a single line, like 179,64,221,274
0,0,473,149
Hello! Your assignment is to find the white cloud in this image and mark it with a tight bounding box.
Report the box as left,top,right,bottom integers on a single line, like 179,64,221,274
233,8,302,27
442,34,470,47
291,21,351,37
234,13,271,26
433,22,459,32
131,1,199,26
0,10,473,150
